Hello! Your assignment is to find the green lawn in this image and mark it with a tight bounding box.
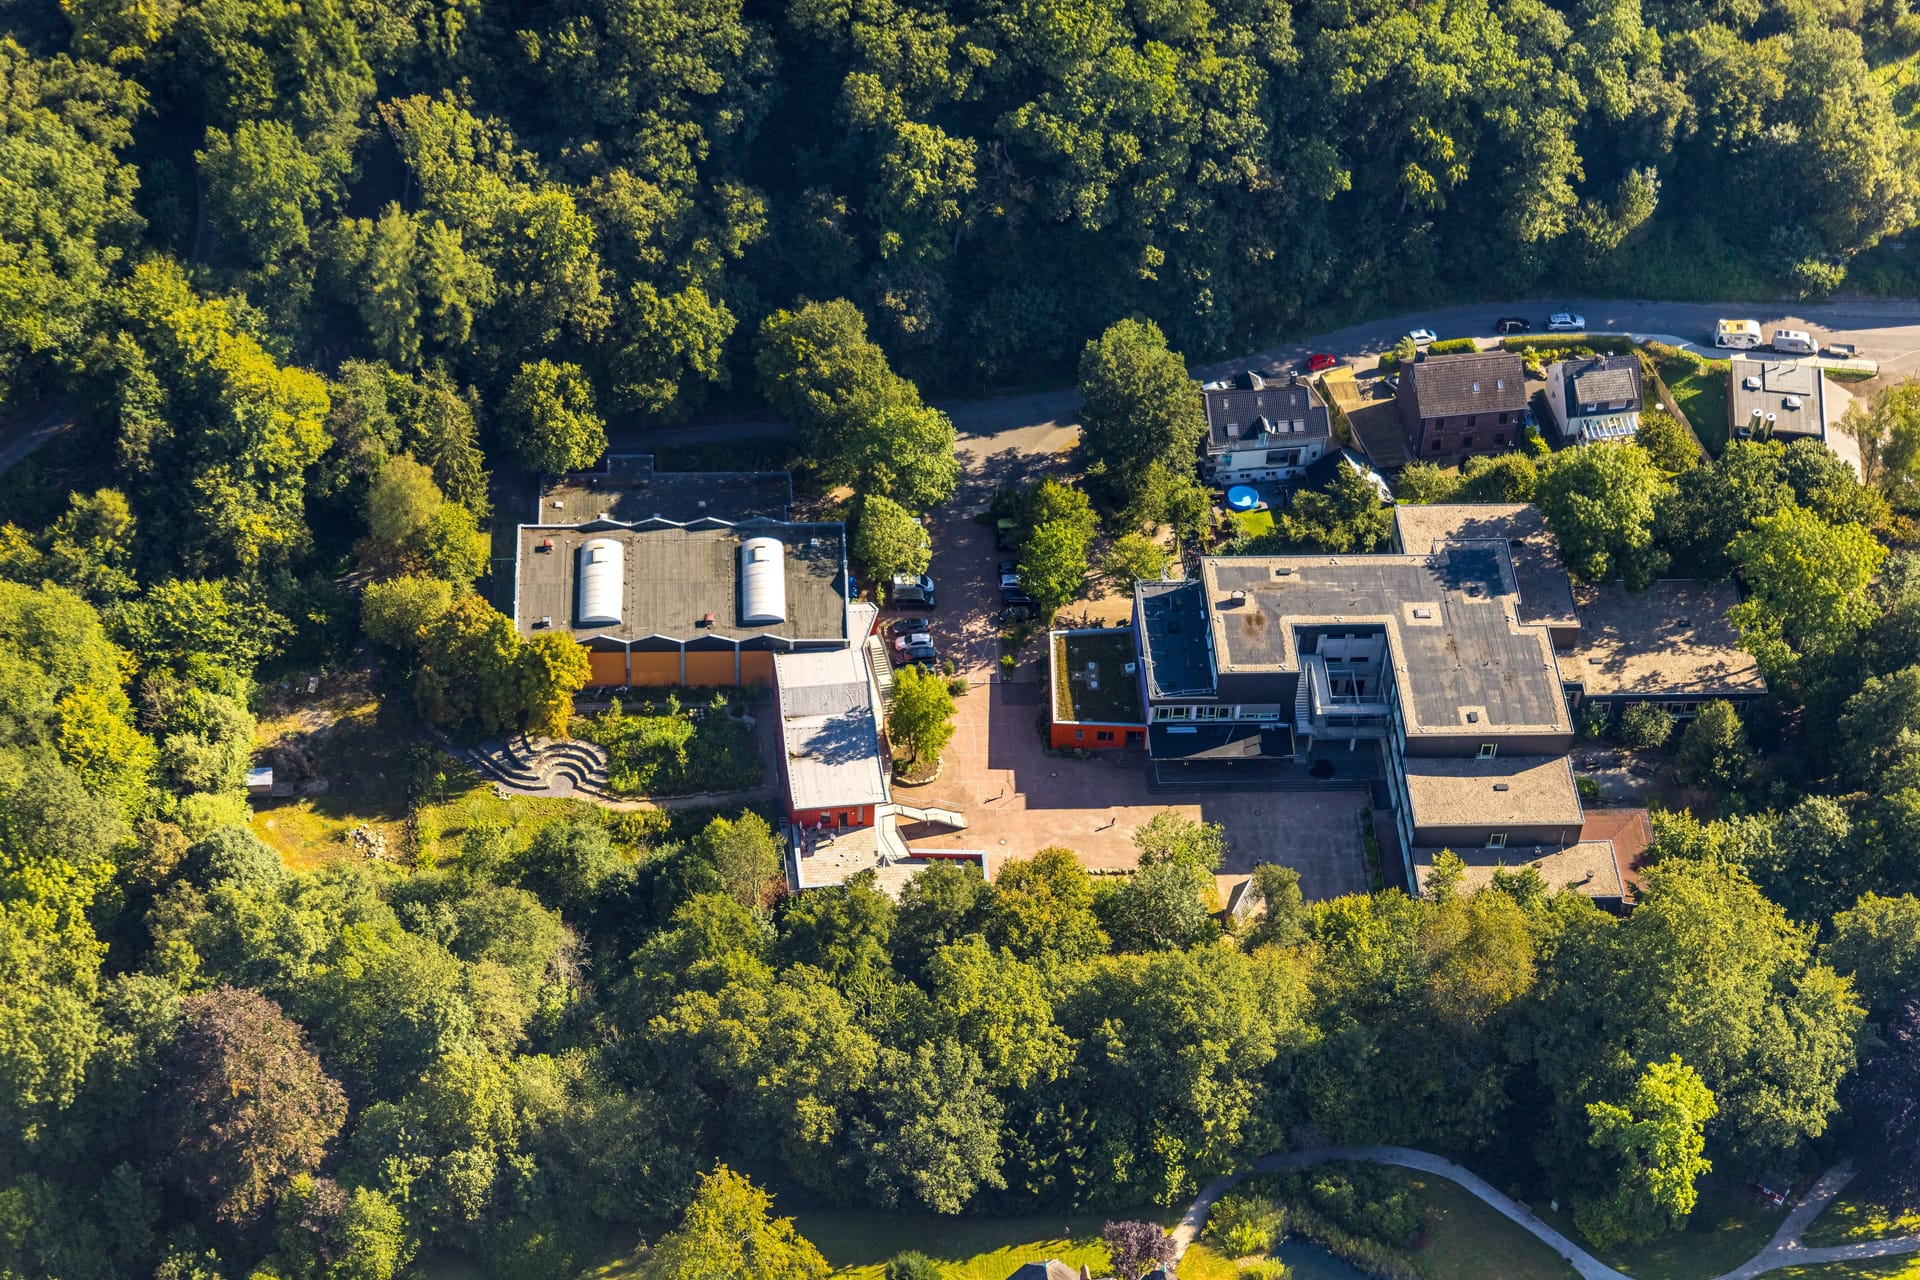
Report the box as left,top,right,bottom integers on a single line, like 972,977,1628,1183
787,1208,1236,1280
1805,1194,1920,1247
1657,355,1733,456
1532,1182,1779,1280
1768,1258,1920,1279
1231,507,1275,537
1387,1171,1579,1280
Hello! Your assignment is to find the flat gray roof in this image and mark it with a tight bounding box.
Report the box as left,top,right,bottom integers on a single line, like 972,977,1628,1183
1729,356,1827,440
1201,548,1570,738
1403,755,1583,829
1558,579,1765,699
515,522,848,644
536,455,792,526
775,647,889,811
1392,503,1579,630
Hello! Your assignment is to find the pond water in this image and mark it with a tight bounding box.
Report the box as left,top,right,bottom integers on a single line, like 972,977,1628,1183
1273,1238,1374,1280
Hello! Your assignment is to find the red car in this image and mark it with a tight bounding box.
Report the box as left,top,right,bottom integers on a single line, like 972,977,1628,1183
1307,352,1338,372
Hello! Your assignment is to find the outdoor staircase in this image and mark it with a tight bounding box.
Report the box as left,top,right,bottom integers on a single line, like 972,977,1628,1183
886,802,968,829
865,634,896,709
1294,664,1315,739
465,734,612,797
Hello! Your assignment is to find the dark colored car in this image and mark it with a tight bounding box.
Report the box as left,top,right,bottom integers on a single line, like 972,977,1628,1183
1306,352,1337,372
1494,316,1531,334
898,641,939,667
995,518,1019,551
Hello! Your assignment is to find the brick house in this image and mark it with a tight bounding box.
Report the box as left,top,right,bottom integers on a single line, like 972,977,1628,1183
1396,350,1528,459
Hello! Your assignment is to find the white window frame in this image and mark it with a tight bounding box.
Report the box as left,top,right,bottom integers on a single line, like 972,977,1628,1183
1478,743,1498,759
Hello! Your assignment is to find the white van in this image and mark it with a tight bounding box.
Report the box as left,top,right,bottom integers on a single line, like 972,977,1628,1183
1715,319,1762,349
1772,329,1817,355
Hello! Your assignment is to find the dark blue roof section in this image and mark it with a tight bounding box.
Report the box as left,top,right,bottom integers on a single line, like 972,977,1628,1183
1149,722,1293,760
1138,579,1215,699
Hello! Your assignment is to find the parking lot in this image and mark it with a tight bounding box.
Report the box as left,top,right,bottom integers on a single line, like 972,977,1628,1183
883,500,1373,901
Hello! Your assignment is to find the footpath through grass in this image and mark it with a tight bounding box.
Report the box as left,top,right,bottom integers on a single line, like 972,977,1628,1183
1386,1170,1578,1280
1768,1259,1920,1279
1533,1181,1778,1280
789,1208,1236,1280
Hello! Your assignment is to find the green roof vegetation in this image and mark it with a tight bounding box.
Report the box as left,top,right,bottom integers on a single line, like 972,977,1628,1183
1052,629,1146,725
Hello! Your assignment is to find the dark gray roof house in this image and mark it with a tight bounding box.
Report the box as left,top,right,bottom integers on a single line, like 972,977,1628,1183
1203,371,1332,454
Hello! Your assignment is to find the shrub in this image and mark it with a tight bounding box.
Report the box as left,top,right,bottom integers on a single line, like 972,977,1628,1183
1208,1191,1287,1257
578,694,762,796
883,1252,943,1280
1618,702,1677,750
1239,1261,1292,1279
1426,337,1479,355
1578,776,1602,803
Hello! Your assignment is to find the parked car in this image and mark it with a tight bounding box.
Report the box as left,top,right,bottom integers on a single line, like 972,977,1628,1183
1827,341,1859,358
890,573,936,607
889,618,931,649
995,518,1019,551
1493,316,1530,334
1406,328,1438,346
1548,311,1585,331
896,639,939,667
999,563,1036,607
1306,352,1337,372
999,603,1035,624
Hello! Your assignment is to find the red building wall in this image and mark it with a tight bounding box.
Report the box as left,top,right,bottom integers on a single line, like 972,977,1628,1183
1050,722,1145,750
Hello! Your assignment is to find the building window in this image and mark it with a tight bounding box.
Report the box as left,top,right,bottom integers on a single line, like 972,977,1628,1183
1096,730,1115,742
1461,436,1474,449
1486,833,1507,849
1466,415,1477,427
1074,729,1085,740
1498,412,1510,424
1430,439,1443,453
1494,434,1505,446
1478,743,1498,759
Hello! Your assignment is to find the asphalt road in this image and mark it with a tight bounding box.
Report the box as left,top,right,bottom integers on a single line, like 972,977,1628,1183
607,296,1920,466
1197,295,1920,382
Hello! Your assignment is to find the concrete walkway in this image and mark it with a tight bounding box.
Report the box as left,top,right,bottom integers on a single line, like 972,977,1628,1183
1169,1146,1920,1280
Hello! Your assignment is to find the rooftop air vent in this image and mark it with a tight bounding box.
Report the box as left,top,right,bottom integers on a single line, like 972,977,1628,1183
1493,782,1510,792
1466,711,1480,723
1413,608,1432,619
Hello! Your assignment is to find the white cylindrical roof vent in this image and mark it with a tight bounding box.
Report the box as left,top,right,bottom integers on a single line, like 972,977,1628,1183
740,536,787,624
576,538,623,627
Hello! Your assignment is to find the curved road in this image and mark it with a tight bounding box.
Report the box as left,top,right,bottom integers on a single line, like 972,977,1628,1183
604,295,1920,466
1169,1146,1920,1280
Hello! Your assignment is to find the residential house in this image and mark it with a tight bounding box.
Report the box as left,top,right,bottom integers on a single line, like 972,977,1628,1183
1545,353,1643,443
1728,355,1829,444
1006,1264,1086,1280
1202,370,1333,484
1395,350,1528,459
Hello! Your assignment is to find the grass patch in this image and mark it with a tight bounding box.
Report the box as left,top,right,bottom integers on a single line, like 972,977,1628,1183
1390,1171,1579,1280
1872,45,1920,131
250,666,603,871
785,1207,1235,1280
1532,1181,1778,1280
1231,507,1275,536
1805,1194,1920,1247
1768,1260,1920,1280
1655,354,1732,457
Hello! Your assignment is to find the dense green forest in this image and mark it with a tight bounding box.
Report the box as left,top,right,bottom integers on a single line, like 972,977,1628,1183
11,0,1920,1275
